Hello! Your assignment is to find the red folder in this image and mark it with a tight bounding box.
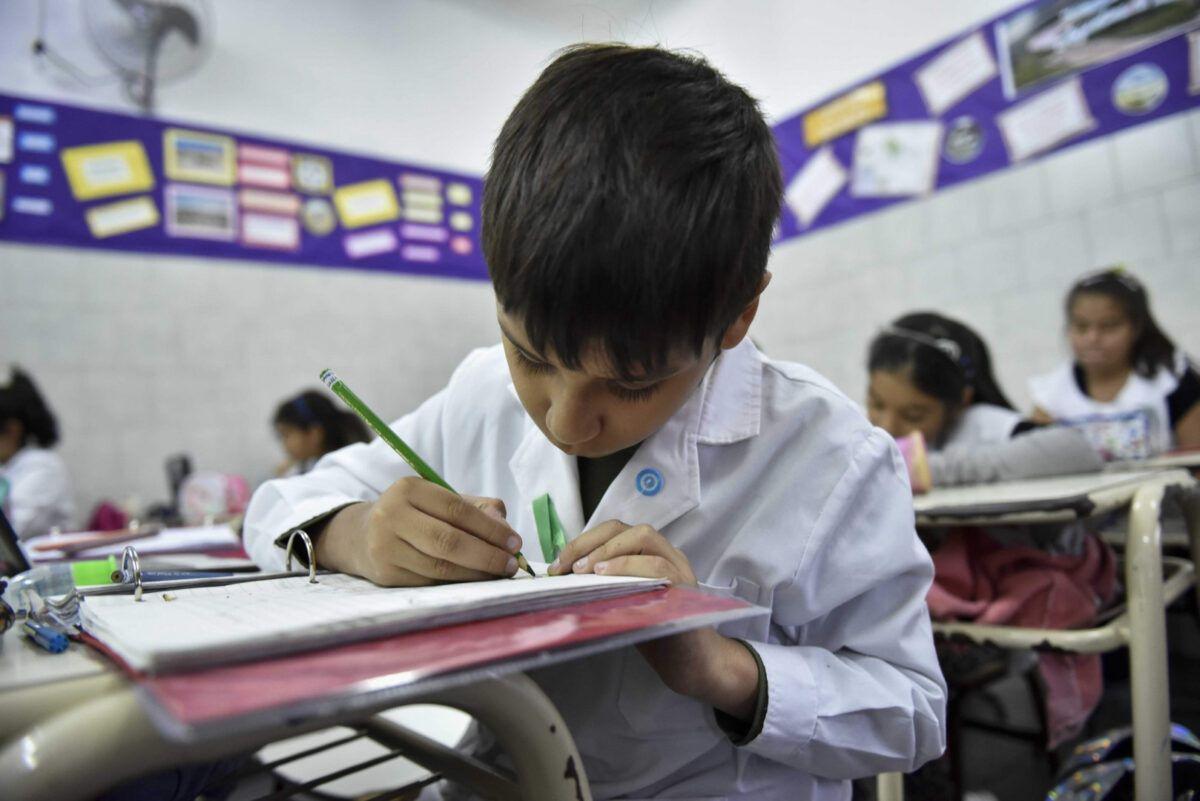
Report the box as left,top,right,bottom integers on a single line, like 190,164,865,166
104,586,758,742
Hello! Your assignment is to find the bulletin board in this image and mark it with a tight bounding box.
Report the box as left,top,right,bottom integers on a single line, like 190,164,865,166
772,0,1200,243
0,93,488,281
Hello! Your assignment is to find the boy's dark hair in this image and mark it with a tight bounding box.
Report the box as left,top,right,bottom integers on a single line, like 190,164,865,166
868,312,1013,413
0,368,59,448
1066,267,1177,378
483,43,782,378
273,390,369,452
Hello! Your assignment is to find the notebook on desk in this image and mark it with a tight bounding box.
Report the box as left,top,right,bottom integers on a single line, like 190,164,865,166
79,563,667,673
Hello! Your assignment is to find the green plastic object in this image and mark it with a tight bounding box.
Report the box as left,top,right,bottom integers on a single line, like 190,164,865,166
533,493,567,563
69,556,119,587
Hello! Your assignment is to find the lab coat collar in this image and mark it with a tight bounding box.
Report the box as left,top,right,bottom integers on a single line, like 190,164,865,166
506,338,763,541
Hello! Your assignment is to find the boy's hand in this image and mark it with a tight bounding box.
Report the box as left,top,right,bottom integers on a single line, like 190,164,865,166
548,521,758,720
546,519,696,585
314,477,523,586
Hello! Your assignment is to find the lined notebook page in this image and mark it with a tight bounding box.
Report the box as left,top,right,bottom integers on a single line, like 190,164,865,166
80,565,666,672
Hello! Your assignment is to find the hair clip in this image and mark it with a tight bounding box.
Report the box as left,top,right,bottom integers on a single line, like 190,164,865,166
879,326,963,364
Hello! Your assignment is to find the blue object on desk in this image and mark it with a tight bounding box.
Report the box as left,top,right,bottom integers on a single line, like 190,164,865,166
23,620,68,653
142,570,234,582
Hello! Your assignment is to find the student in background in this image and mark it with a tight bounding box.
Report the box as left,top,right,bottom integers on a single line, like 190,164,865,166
273,389,370,476
0,368,75,538
246,45,946,799
1029,268,1200,454
866,312,1102,490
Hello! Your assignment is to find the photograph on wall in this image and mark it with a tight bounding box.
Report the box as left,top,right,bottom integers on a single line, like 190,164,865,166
163,128,236,185
995,0,1200,97
165,184,237,241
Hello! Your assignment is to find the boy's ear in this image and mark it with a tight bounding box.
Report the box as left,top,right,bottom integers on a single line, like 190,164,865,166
719,272,772,350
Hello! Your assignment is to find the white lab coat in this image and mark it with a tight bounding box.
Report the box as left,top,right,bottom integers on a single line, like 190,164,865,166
0,445,75,539
244,340,947,800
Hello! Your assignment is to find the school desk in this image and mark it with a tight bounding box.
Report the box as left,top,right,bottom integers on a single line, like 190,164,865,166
915,468,1199,801
0,584,758,801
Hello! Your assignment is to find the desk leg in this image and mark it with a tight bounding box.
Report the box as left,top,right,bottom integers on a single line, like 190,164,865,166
0,686,272,801
1180,484,1200,612
1126,482,1172,801
417,672,593,801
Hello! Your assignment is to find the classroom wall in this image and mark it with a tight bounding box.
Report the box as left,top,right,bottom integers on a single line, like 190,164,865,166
2,0,1195,520
756,109,1200,411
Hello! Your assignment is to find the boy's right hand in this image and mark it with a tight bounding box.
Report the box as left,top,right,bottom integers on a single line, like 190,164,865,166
313,477,523,586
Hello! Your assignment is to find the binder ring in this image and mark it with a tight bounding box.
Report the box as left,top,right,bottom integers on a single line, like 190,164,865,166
120,545,144,602
285,529,319,584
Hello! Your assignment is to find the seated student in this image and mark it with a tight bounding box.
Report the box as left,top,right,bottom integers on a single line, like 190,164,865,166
245,44,946,800
1030,267,1200,455
0,368,74,539
866,312,1102,491
272,389,370,477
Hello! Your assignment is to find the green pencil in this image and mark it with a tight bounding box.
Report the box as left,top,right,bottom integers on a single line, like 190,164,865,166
320,369,535,577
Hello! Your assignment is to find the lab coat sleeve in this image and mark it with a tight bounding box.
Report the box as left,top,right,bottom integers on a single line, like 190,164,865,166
928,425,1103,486
741,428,947,778
8,459,74,539
243,383,455,571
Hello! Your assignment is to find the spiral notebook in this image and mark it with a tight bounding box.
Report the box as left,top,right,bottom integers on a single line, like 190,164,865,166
79,564,667,673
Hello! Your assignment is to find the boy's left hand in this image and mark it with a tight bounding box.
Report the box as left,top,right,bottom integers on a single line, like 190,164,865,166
548,521,758,720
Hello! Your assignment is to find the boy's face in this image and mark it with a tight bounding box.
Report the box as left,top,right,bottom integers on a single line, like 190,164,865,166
497,307,717,459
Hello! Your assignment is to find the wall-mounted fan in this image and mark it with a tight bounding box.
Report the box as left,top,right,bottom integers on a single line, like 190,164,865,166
32,0,213,114
83,0,212,113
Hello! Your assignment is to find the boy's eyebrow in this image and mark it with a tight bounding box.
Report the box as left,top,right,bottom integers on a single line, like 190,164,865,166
497,321,677,383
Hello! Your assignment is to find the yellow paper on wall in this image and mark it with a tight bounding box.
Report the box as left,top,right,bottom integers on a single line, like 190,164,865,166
61,140,155,201
803,81,888,148
334,179,401,229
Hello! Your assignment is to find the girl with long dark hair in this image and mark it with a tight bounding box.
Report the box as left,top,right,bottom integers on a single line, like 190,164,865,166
1030,268,1200,453
272,389,370,476
0,368,74,538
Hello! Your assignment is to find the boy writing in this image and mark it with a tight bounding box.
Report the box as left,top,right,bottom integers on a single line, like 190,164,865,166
245,43,946,800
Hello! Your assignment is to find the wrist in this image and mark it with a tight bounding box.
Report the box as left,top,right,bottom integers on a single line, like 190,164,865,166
693,631,760,720
313,502,371,573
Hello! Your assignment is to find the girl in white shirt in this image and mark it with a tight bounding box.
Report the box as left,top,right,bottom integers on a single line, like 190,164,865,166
866,313,1101,490
1029,268,1200,455
0,369,74,538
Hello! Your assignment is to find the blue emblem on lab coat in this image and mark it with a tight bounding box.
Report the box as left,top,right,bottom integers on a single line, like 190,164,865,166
636,467,663,496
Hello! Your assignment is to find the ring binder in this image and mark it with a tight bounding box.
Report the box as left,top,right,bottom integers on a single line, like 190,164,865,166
284,529,319,584
120,545,145,602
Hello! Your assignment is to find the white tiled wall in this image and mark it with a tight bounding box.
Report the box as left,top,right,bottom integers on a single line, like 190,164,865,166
756,109,1200,414
0,248,499,517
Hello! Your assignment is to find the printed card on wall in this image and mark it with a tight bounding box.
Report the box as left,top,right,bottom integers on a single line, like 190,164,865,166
86,196,160,239
914,33,997,116
851,122,943,197
997,78,1095,161
0,92,487,278
785,147,846,227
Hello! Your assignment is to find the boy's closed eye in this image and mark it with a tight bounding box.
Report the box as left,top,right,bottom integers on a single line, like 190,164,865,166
510,341,664,403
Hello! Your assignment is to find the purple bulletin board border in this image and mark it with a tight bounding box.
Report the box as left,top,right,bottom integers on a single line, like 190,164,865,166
0,92,489,281
771,0,1200,244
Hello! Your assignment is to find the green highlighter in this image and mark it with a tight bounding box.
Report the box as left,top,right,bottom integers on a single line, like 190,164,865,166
320,369,536,577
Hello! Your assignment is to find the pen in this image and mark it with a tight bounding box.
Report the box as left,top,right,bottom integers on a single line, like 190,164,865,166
320,368,535,577
23,620,69,654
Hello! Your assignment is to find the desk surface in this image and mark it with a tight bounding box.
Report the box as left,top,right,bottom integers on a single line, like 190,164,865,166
915,469,1194,525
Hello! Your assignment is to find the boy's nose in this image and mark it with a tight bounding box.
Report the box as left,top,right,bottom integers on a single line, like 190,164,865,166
546,392,601,447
